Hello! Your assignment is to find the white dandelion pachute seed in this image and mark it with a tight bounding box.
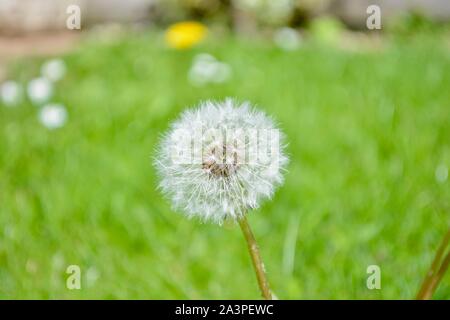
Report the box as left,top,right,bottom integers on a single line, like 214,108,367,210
41,59,67,82
39,103,68,129
27,77,53,105
155,99,288,224
0,80,22,107
274,27,302,51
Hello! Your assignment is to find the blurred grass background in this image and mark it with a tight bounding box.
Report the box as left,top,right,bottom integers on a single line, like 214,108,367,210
1,26,449,299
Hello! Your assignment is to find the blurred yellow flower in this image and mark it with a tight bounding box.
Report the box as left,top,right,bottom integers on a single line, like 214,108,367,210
165,21,207,49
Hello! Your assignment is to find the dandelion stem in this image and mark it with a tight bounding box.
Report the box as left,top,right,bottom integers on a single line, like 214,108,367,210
238,216,272,300
416,228,450,300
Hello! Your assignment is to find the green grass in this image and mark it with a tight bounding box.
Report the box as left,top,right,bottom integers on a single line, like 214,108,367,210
0,31,449,299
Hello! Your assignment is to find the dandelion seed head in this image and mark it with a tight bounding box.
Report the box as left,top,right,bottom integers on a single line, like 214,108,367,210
155,99,288,224
274,27,302,51
41,59,66,82
188,53,232,86
1,80,22,107
39,104,68,129
27,77,53,105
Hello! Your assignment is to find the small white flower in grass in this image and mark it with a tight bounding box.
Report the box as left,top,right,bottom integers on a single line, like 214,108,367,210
27,77,53,105
1,80,22,107
41,58,66,82
188,53,231,86
39,104,68,129
274,27,302,51
155,99,288,224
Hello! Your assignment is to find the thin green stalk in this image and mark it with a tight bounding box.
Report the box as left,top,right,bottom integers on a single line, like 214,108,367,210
238,216,272,300
416,228,450,300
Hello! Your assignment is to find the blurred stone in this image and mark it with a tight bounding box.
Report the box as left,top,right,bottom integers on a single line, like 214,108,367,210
84,0,156,25
0,0,84,34
0,32,79,61
329,0,450,28
0,80,22,107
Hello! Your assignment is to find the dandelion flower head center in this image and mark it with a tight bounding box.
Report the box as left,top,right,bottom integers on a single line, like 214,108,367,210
202,143,239,178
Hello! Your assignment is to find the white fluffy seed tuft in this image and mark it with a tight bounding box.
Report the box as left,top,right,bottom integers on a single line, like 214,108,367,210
154,99,288,224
